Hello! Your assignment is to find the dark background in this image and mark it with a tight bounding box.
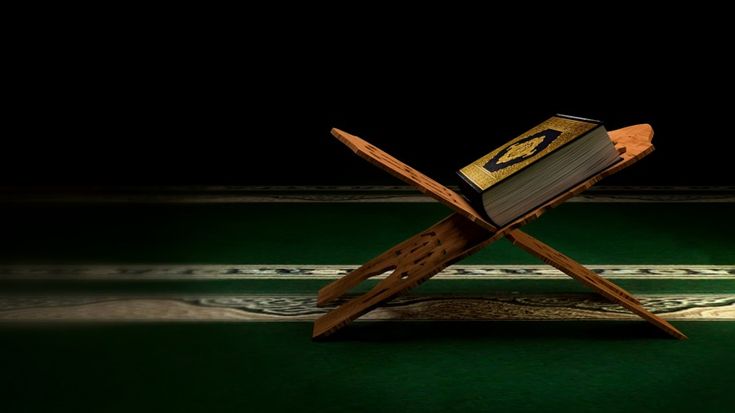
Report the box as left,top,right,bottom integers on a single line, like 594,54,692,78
4,13,733,188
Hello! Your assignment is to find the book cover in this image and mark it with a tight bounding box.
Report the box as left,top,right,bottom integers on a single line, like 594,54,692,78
457,115,602,194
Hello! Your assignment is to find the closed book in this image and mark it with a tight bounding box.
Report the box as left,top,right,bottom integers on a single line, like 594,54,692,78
457,114,620,227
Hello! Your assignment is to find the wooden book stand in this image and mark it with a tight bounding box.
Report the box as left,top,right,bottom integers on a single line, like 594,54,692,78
314,125,687,340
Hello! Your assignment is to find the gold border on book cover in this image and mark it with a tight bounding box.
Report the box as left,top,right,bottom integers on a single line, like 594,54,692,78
459,116,597,191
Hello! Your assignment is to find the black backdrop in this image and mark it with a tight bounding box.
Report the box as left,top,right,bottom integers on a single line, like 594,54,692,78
4,20,734,188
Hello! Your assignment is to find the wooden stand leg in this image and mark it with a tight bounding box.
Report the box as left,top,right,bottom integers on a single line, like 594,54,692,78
507,230,641,304
317,213,501,306
505,229,687,340
313,213,497,339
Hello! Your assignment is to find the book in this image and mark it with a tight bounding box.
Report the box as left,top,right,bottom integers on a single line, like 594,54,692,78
457,114,621,227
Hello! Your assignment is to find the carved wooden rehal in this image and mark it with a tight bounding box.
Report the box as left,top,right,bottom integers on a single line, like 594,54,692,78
313,125,687,340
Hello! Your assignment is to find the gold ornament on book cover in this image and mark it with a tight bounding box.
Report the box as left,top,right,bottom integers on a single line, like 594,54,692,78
459,117,597,190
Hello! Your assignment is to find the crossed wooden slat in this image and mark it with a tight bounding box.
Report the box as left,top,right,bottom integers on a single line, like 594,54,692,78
313,126,687,340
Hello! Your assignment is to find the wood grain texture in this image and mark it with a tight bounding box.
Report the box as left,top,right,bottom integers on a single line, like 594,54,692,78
315,217,508,309
505,230,687,339
313,213,495,338
317,125,686,340
317,224,644,308
316,213,491,307
331,128,495,231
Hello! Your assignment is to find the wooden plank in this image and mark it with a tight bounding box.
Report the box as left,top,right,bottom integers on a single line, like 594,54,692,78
313,213,496,338
316,213,494,307
505,229,687,339
331,128,495,231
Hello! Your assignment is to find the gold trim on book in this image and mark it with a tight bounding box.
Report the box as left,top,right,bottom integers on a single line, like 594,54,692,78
459,116,598,191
